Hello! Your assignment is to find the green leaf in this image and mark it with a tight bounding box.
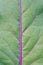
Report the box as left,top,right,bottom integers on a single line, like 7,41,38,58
22,0,43,65
0,0,20,65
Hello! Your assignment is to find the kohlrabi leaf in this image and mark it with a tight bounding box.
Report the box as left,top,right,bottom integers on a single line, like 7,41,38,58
22,0,43,65
0,0,20,65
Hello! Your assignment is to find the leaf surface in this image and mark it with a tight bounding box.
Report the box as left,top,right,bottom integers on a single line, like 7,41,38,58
22,0,43,65
0,0,20,65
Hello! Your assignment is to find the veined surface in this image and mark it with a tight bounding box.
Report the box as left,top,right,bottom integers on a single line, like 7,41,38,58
22,0,43,65
0,0,20,65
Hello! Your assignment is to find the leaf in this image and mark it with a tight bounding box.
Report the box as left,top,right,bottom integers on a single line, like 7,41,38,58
0,0,20,65
22,0,43,65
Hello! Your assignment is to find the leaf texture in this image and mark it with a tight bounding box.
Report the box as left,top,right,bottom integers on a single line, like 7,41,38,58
0,0,20,65
22,0,43,65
